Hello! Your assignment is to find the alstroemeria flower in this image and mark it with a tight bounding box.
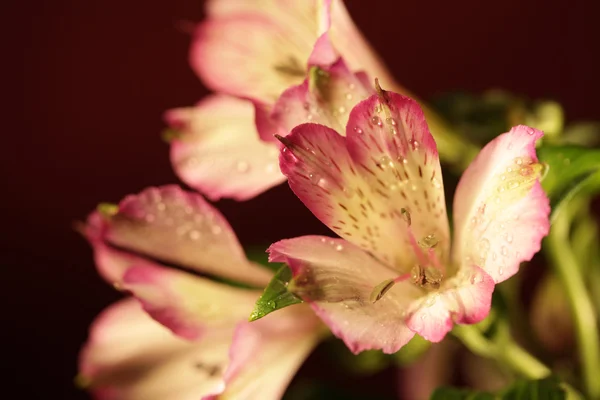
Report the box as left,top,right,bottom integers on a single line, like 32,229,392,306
269,88,550,353
167,0,423,202
80,185,322,399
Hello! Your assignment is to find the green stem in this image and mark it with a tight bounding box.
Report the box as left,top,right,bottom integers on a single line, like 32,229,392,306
452,325,551,379
547,212,600,399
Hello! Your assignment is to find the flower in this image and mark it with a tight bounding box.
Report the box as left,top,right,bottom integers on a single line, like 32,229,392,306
79,185,322,399
268,87,550,353
166,0,466,202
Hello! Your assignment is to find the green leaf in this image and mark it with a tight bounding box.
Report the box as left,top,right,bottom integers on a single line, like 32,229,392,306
501,376,566,400
538,145,600,221
393,334,431,365
249,265,303,321
430,387,495,400
430,377,568,400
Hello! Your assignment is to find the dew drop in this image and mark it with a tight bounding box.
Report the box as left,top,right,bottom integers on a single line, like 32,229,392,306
236,161,250,173
348,83,355,90
145,214,155,223
500,174,507,181
335,244,343,251
267,300,276,310
320,237,327,243
419,234,439,248
506,234,513,243
308,172,321,185
157,202,166,211
189,230,200,240
353,126,363,134
370,116,383,126
506,167,513,173
378,155,393,168
508,181,520,189
386,117,397,126
338,106,346,114
211,225,222,235
501,246,508,256
431,178,442,189
498,267,504,276
515,158,523,165
345,93,353,101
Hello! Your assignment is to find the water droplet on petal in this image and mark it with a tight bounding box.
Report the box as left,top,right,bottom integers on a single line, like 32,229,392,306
498,267,504,276
308,172,321,185
506,234,513,243
236,161,249,173
211,225,222,235
338,106,346,114
353,126,363,134
371,116,383,126
419,234,439,248
145,214,155,223
189,230,200,240
501,246,508,256
335,244,343,251
345,93,353,101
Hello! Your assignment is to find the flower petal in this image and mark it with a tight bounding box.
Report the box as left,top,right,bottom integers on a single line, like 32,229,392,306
122,263,261,341
452,126,550,283
269,236,419,354
79,298,231,400
269,57,373,138
191,14,314,103
167,95,285,201
278,92,450,270
99,185,272,286
406,266,495,342
346,91,451,262
204,306,322,400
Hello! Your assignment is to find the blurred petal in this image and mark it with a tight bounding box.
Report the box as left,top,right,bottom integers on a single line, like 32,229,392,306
452,126,550,282
191,15,313,102
269,236,419,354
167,95,285,201
269,58,373,137
406,266,494,342
98,185,271,286
79,298,231,400
123,263,261,340
204,306,322,400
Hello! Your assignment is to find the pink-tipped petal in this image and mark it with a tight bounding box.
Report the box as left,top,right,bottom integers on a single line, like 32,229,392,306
346,91,450,263
204,306,322,400
279,93,449,270
269,236,419,354
452,126,550,283
406,266,495,342
79,298,231,400
123,263,261,341
191,15,313,103
269,58,373,138
101,185,271,286
167,95,285,201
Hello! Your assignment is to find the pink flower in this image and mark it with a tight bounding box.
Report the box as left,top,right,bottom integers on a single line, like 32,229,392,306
268,87,550,353
80,186,322,399
166,0,407,201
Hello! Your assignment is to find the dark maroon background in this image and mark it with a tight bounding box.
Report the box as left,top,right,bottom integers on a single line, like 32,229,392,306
5,0,598,398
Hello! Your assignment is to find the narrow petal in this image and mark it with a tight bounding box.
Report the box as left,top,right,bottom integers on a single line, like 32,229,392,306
79,298,231,400
204,306,322,400
269,236,419,354
406,266,495,342
122,263,261,340
278,92,449,271
191,15,314,103
452,126,550,283
167,95,285,201
269,57,373,137
99,185,271,286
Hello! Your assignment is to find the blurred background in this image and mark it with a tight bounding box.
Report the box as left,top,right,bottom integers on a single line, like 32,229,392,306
5,0,599,398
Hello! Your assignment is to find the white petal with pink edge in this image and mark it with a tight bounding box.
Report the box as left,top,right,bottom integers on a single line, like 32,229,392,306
203,305,322,400
269,236,420,354
167,95,285,201
122,263,261,341
99,185,272,286
79,298,232,400
452,126,550,283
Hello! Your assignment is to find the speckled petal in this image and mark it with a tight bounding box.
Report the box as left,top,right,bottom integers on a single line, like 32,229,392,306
346,91,450,266
452,126,550,283
99,185,272,287
123,263,261,340
269,236,419,354
167,95,285,201
79,298,232,400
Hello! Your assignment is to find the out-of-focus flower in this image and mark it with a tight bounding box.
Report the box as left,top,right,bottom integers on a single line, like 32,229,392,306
269,88,550,353
79,185,322,399
167,0,467,201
